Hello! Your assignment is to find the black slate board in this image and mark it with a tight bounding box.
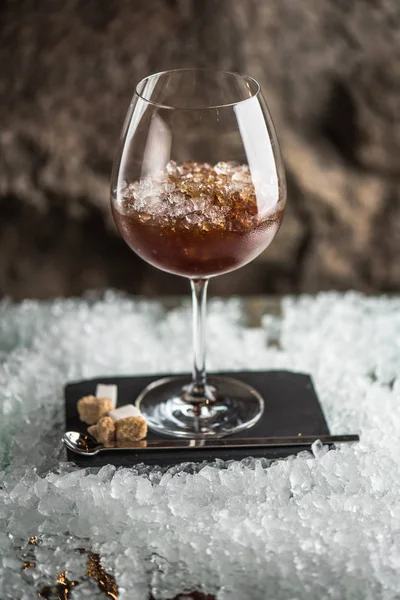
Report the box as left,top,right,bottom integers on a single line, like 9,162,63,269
65,371,329,467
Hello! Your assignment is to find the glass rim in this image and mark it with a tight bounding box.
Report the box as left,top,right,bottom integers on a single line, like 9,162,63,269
134,68,261,110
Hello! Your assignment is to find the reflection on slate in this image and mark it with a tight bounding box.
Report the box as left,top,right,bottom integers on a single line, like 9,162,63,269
65,371,330,467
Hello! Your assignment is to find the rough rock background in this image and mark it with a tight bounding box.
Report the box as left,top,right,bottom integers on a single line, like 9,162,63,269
1,0,400,299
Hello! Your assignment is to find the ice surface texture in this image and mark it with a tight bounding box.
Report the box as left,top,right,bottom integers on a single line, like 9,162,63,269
119,161,281,229
1,292,400,599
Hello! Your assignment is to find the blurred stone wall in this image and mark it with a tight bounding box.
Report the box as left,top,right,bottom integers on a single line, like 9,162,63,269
1,0,400,298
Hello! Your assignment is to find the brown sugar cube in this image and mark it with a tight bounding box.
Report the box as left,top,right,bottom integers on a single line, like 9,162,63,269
115,416,147,445
87,416,116,447
77,395,114,425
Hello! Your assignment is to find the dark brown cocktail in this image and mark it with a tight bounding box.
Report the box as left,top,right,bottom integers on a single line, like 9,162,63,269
112,161,284,278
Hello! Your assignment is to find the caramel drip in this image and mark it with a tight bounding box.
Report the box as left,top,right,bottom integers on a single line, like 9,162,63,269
36,551,118,598
86,551,118,599
37,571,78,600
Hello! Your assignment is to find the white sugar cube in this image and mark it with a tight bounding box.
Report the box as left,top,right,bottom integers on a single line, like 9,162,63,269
95,384,117,408
108,404,142,421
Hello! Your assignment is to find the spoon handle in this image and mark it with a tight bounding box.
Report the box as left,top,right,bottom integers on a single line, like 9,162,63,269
63,431,359,456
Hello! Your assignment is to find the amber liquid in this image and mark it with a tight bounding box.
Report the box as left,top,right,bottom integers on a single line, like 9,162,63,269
112,162,284,278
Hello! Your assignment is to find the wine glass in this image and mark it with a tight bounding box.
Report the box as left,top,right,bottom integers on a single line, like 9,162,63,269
111,68,286,438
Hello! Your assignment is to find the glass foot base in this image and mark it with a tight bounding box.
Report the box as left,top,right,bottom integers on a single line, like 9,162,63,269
136,375,264,438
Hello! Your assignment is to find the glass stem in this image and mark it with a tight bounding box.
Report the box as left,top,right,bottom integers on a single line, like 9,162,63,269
190,278,209,397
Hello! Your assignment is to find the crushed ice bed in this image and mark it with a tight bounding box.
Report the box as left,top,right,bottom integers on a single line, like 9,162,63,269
1,292,400,599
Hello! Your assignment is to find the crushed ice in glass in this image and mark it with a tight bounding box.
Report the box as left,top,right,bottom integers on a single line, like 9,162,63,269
1,291,400,598
118,161,281,229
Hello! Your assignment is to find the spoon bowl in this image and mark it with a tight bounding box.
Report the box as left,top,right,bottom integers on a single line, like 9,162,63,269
63,431,103,455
